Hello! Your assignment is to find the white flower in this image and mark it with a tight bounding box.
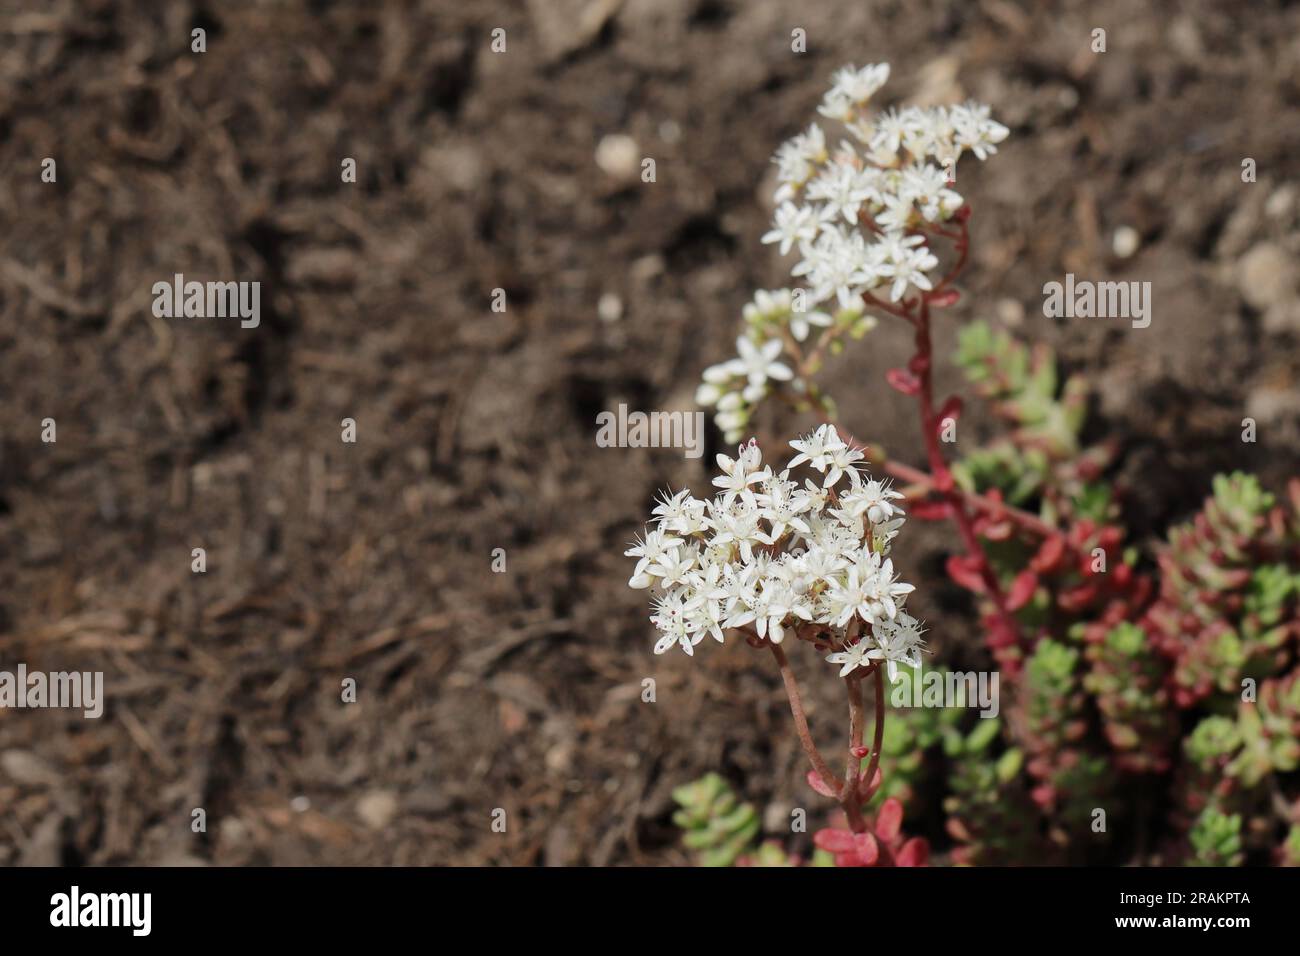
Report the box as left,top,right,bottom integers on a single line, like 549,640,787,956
829,63,890,105
822,563,876,628
853,550,915,622
950,102,1008,161
901,163,962,222
628,111,948,665
875,231,938,302
651,588,706,656
651,488,691,527
708,497,767,563
689,595,729,646
792,226,879,309
758,65,1004,320
841,475,905,525
695,381,724,406
752,582,796,643
762,204,820,256
822,439,865,489
872,612,927,682
792,476,832,513
789,306,832,342
755,470,813,541
773,124,828,200
807,164,871,225
788,424,842,470
711,442,769,503
626,528,683,587
723,336,793,402
652,546,698,588
870,107,914,157
817,89,856,124
825,638,873,677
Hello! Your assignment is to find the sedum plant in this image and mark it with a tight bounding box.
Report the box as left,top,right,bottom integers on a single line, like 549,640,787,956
670,773,762,867
628,60,1300,867
631,61,1005,861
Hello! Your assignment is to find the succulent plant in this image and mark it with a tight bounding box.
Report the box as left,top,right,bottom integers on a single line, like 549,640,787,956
945,326,1300,867
999,638,1112,858
1232,671,1300,785
1278,824,1300,866
1187,807,1244,867
1082,622,1177,774
1176,715,1244,831
1146,473,1300,709
671,773,761,867
952,320,1113,525
942,717,1038,865
814,797,929,867
673,311,1300,869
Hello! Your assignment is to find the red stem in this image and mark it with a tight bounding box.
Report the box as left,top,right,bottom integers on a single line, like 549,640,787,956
908,224,1024,651
842,673,868,833
770,642,843,794
861,666,886,802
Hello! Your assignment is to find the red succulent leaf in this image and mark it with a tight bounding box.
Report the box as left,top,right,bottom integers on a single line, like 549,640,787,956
896,837,930,867
985,615,1018,650
1006,570,1038,611
1030,534,1066,574
854,831,880,865
928,288,961,308
946,555,986,593
886,367,921,396
1058,582,1098,612
910,498,955,521
936,395,963,426
814,827,858,853
981,520,1014,541
875,797,904,842
806,770,838,798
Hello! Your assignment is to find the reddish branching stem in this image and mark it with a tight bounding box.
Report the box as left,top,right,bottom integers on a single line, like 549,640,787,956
911,290,1023,650
767,211,1031,832
912,221,1024,649
875,454,1057,538
842,673,867,832
862,666,886,804
770,641,843,794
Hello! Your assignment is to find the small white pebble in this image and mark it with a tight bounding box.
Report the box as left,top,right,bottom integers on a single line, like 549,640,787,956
996,298,1025,326
1112,225,1140,259
596,134,640,181
1265,185,1295,219
598,292,624,322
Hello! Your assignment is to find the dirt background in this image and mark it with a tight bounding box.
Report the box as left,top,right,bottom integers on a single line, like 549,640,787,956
1,0,1299,866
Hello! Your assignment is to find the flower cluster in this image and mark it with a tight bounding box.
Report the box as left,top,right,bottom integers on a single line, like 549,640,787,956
695,289,876,443
627,426,925,679
696,62,1008,443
